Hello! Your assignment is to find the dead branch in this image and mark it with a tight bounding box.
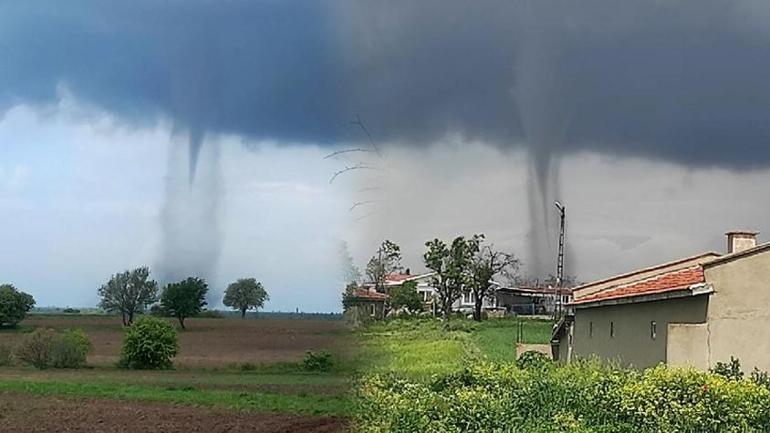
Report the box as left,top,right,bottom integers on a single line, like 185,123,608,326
349,200,380,212
329,163,379,184
323,148,372,159
351,114,381,157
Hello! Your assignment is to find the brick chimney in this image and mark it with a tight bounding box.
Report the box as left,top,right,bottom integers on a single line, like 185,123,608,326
726,230,758,254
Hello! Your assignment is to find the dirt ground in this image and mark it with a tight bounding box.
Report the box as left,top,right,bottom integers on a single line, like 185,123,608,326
0,316,351,367
0,392,347,433
516,343,552,358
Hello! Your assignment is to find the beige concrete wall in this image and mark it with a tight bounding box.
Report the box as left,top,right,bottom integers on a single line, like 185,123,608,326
574,254,719,299
573,296,708,369
667,323,709,369
704,250,770,371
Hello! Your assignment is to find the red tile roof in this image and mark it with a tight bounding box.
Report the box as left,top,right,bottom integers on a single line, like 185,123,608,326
352,288,388,301
385,274,413,282
571,266,705,305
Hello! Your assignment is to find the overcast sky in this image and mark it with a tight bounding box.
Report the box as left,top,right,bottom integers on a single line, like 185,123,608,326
1,1,769,311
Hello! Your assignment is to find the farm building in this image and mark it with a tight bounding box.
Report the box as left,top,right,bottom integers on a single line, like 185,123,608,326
552,231,770,372
343,288,388,324
495,285,573,316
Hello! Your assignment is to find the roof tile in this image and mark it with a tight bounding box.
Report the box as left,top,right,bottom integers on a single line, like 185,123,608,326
571,266,705,305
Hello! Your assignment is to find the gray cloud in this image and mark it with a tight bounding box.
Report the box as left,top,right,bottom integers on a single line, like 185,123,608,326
0,1,768,166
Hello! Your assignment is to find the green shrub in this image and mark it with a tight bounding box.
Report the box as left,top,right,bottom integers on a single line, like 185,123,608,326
357,361,770,433
198,309,225,319
389,281,422,312
119,316,178,370
442,319,478,333
52,329,91,369
240,362,257,371
303,350,333,372
516,350,552,370
0,344,12,366
16,328,56,369
751,368,770,391
712,356,744,380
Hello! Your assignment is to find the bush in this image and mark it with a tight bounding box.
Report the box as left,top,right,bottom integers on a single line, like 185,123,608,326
303,350,333,372
516,350,552,370
119,316,178,370
357,361,770,433
712,356,744,380
52,329,91,369
389,281,422,312
751,368,770,391
0,284,35,327
198,309,225,319
16,328,56,369
442,319,478,333
0,344,12,366
240,362,257,371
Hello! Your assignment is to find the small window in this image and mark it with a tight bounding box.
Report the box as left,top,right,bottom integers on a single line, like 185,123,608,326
589,321,593,338
651,321,657,339
610,321,615,338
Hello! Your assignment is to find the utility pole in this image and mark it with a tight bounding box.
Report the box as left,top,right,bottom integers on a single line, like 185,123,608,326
554,201,566,318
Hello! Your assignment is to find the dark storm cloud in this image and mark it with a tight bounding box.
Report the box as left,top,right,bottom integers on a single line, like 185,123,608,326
2,0,770,167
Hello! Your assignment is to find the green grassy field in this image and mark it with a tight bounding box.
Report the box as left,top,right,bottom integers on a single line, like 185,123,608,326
355,317,553,376
0,314,553,430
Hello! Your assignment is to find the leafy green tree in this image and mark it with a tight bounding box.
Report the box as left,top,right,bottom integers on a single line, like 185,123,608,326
341,281,360,310
424,236,477,318
467,235,519,321
98,267,158,326
366,239,402,292
119,316,178,369
223,278,269,319
160,277,208,330
389,280,422,312
0,284,35,327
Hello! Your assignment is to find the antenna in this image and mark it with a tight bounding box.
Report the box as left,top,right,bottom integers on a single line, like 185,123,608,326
554,201,566,318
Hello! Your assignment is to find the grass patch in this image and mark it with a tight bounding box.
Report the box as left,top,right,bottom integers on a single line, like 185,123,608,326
356,318,554,377
0,378,352,416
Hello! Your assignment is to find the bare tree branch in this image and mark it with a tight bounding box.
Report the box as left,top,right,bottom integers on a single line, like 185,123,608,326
351,114,382,157
329,164,380,184
323,148,372,159
349,200,380,212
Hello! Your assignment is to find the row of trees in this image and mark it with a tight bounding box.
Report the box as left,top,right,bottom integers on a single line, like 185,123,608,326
98,267,269,328
424,234,518,320
352,235,518,321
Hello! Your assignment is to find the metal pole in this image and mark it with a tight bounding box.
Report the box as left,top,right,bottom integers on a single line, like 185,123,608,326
554,202,566,319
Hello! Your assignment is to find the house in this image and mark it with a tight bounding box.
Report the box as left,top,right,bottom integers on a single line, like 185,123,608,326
343,287,388,324
552,230,770,372
376,271,500,315
495,285,573,316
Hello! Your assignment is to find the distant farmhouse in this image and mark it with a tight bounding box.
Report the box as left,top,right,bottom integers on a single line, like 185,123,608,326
553,231,770,372
345,269,572,320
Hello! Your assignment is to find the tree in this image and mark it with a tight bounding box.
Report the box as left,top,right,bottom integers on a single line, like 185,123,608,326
223,278,269,319
366,239,402,292
160,277,209,330
423,236,477,318
389,280,422,312
467,236,520,321
0,284,35,327
98,267,158,326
